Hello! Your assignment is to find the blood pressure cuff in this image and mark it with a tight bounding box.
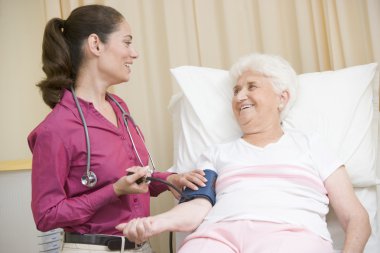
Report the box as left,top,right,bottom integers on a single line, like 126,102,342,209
179,169,217,206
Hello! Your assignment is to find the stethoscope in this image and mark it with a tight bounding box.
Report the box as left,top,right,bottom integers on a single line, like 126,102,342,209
70,86,156,188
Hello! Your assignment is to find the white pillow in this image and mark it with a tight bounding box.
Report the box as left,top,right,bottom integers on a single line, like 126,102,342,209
169,67,241,173
283,64,379,187
169,63,379,252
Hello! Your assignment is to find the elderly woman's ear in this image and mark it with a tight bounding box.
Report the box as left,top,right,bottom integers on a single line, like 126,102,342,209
278,90,290,111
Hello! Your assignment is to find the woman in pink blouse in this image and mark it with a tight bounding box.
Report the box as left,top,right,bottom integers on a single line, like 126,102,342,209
28,4,205,253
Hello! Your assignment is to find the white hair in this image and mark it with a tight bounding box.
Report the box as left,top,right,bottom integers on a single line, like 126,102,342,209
229,53,298,120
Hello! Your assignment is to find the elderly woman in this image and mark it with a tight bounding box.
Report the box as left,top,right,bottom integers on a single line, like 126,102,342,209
117,53,371,253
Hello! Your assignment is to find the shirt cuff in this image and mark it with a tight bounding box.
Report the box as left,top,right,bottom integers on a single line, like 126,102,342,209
149,171,175,196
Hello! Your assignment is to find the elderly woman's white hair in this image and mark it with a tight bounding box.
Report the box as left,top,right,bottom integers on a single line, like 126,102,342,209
229,53,298,120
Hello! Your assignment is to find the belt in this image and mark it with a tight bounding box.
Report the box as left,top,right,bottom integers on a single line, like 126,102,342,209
64,232,144,251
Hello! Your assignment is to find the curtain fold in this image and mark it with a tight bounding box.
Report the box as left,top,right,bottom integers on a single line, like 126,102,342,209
44,1,380,252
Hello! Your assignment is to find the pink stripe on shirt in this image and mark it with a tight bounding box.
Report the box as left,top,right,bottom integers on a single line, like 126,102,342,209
215,165,326,194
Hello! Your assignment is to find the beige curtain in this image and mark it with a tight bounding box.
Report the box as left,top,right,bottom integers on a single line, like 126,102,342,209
43,0,380,252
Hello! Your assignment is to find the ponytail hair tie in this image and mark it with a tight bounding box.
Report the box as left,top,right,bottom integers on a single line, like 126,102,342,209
59,19,65,30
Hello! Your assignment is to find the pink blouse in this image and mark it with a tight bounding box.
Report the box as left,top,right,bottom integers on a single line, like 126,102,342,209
28,89,172,235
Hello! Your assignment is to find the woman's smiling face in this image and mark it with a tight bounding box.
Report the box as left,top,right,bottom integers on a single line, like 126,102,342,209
232,70,282,134
97,20,139,85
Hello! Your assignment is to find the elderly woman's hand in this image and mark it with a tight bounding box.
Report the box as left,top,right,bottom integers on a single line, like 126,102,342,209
167,169,207,199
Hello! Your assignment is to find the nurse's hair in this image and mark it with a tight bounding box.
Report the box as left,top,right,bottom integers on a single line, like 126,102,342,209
229,53,298,120
37,4,125,108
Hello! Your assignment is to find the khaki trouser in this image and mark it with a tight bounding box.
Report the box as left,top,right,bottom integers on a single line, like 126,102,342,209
62,242,154,253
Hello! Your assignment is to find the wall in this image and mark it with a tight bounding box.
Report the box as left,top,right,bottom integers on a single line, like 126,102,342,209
0,0,49,161
0,170,40,252
0,0,47,251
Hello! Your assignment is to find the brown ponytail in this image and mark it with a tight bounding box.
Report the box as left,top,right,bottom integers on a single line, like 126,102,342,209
36,5,124,109
37,18,72,108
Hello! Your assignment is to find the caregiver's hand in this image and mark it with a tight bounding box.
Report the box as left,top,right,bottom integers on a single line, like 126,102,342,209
116,217,163,244
113,166,150,196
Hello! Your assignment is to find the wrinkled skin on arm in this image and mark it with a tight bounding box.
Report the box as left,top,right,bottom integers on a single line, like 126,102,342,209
325,166,371,253
116,198,212,244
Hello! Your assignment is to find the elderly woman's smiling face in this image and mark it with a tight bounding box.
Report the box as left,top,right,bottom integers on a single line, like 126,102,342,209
232,70,284,134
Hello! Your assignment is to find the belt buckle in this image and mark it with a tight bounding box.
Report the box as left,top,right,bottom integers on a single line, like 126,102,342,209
135,242,145,249
107,239,122,251
107,237,145,251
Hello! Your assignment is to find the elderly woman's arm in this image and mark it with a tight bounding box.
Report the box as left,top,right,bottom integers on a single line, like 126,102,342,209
116,198,212,244
325,165,371,253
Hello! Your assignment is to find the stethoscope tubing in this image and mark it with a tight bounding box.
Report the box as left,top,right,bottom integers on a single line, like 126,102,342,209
70,86,156,187
108,94,157,173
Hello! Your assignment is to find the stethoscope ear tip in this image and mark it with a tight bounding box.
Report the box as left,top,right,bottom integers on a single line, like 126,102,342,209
144,165,154,174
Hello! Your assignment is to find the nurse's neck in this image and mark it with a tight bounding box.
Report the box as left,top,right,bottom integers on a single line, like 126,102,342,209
73,81,109,108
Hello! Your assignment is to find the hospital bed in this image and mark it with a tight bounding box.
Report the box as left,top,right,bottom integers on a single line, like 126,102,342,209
169,63,380,253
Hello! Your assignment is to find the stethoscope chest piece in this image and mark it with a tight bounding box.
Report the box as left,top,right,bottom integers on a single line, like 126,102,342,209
81,171,97,188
